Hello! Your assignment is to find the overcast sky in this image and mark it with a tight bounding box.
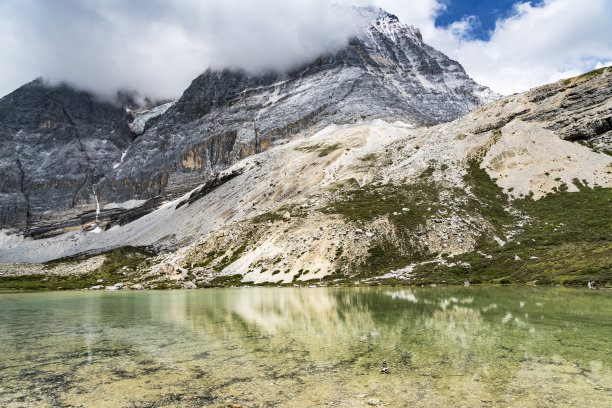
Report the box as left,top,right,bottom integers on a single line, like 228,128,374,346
0,0,610,99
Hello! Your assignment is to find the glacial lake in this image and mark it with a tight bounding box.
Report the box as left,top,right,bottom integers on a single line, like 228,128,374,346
0,287,610,407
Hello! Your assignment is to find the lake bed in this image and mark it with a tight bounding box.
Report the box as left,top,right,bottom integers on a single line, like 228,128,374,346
0,287,610,407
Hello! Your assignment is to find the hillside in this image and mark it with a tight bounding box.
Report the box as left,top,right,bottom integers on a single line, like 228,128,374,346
1,66,611,290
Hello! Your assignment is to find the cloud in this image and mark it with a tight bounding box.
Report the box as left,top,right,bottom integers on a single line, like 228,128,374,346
0,0,610,99
0,0,368,100
381,0,612,95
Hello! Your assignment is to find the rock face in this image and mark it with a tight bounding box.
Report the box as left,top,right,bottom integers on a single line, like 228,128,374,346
0,8,497,236
102,9,497,203
0,79,133,232
1,65,611,267
523,67,612,149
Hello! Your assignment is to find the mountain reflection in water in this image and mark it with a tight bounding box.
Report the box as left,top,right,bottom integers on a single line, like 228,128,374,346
0,287,610,407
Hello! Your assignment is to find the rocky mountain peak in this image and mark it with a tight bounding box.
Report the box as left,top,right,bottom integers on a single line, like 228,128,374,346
367,9,423,45
0,9,500,239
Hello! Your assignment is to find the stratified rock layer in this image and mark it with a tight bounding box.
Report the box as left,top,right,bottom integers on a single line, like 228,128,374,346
0,79,133,231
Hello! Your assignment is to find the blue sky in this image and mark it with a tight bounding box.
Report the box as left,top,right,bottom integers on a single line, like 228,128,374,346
434,0,545,40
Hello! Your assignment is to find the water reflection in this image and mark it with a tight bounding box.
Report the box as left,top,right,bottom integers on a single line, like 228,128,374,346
0,287,610,407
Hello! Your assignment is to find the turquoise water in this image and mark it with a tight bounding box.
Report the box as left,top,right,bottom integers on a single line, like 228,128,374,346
0,287,610,407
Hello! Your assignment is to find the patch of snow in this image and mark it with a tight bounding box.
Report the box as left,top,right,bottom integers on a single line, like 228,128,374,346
128,101,175,135
103,199,147,210
92,188,100,222
113,149,129,169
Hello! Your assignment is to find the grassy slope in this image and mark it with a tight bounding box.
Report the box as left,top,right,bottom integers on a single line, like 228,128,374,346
408,164,612,286
0,247,153,291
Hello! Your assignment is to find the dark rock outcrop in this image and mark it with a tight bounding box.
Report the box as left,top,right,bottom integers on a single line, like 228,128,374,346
0,79,133,232
524,66,612,149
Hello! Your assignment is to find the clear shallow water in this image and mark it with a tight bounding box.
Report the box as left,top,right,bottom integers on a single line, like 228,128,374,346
0,287,610,407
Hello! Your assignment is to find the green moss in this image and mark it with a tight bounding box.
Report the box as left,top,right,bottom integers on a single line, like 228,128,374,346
317,143,341,157
359,153,378,162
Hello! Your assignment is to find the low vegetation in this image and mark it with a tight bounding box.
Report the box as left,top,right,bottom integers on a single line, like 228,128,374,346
0,246,154,291
410,173,612,286
563,66,612,85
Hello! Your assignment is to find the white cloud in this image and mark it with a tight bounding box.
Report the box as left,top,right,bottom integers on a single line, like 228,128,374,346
402,0,612,94
0,0,610,99
362,0,612,94
0,0,368,100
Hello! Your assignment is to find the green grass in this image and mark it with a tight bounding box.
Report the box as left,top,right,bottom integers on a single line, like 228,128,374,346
324,159,611,287
208,274,244,286
213,245,247,272
411,173,612,286
0,246,154,291
323,173,444,275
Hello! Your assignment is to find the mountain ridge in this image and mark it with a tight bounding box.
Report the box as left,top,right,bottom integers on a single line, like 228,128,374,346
1,67,610,292
0,9,497,239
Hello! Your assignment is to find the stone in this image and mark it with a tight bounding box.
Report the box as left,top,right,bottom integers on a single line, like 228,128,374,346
283,211,291,221
183,281,197,290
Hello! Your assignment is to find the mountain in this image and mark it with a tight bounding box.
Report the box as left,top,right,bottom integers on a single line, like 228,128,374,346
0,8,497,239
1,66,611,292
0,79,133,232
